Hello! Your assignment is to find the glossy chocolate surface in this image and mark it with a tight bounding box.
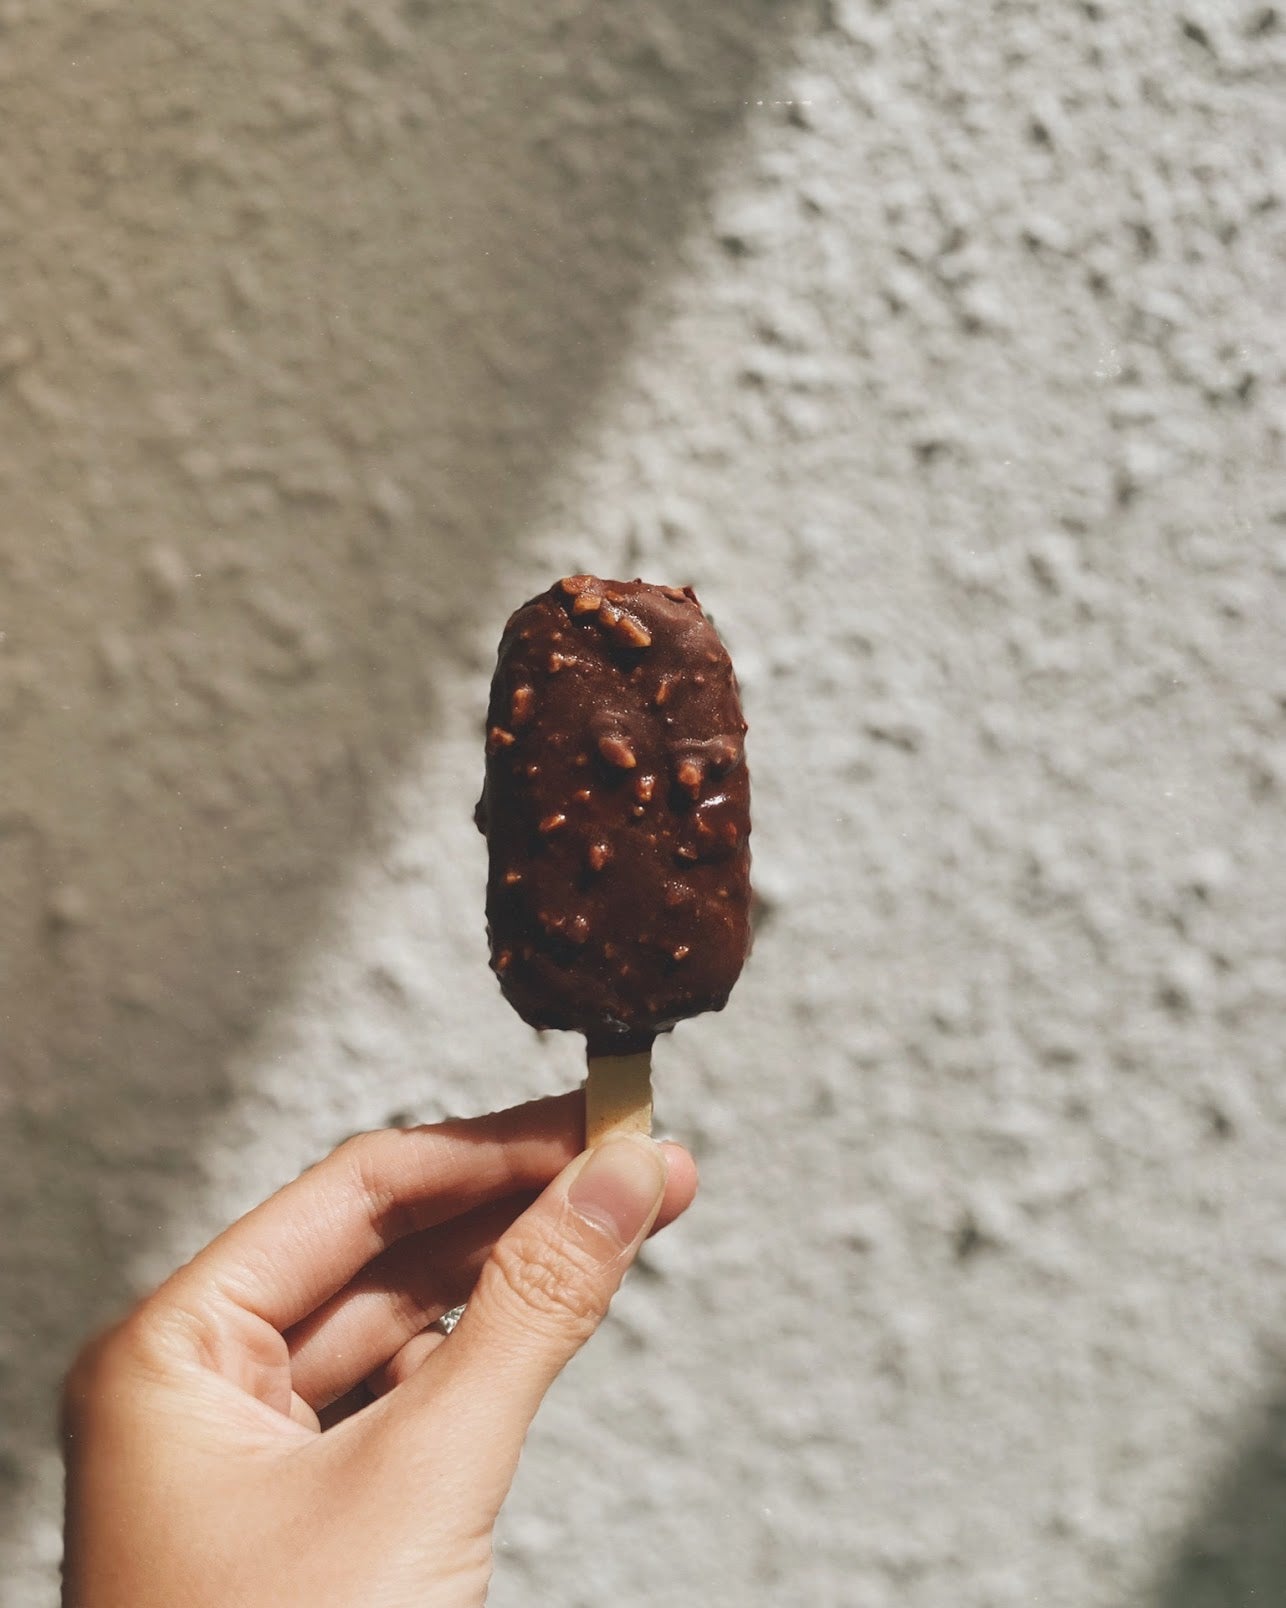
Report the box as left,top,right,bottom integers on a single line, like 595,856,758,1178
477,576,751,1055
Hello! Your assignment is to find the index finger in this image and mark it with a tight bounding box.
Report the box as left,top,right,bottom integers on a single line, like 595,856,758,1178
159,1092,586,1336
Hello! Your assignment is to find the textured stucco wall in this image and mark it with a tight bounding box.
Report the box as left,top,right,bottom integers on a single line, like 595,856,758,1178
2,2,1284,1604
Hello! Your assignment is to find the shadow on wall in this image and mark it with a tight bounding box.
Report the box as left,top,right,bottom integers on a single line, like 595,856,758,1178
1150,1386,1286,1607
0,0,808,1560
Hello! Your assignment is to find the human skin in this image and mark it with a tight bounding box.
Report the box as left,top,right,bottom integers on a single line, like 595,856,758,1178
61,1093,698,1607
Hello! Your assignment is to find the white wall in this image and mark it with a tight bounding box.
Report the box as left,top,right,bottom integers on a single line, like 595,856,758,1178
2,2,1284,1603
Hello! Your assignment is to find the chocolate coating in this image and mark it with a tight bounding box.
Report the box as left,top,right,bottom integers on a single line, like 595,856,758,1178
476,575,751,1056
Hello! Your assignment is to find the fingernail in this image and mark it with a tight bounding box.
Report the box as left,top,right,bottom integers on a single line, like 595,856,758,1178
567,1137,667,1247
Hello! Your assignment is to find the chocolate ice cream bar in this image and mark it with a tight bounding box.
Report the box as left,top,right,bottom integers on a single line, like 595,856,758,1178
477,575,751,1126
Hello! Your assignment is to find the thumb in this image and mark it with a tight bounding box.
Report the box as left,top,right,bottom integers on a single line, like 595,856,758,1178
394,1135,668,1509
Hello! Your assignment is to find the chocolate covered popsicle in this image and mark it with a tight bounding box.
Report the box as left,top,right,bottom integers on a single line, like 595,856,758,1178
476,574,751,1140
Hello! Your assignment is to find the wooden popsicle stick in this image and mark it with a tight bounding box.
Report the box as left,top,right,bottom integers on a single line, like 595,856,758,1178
585,1051,653,1146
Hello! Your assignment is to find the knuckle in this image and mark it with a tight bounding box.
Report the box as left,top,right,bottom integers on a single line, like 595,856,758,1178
336,1130,417,1245
332,1128,380,1166
61,1331,112,1429
484,1221,609,1340
60,1318,136,1432
61,1306,184,1433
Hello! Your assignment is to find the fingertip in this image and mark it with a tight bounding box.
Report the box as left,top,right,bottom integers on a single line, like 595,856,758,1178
651,1141,698,1233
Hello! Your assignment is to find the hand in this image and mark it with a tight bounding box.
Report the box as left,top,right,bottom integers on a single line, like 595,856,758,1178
61,1094,698,1607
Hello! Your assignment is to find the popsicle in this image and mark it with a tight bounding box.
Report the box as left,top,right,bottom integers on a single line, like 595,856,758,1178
476,575,751,1142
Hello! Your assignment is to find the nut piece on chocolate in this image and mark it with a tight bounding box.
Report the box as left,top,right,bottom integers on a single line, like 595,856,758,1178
476,575,751,1056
